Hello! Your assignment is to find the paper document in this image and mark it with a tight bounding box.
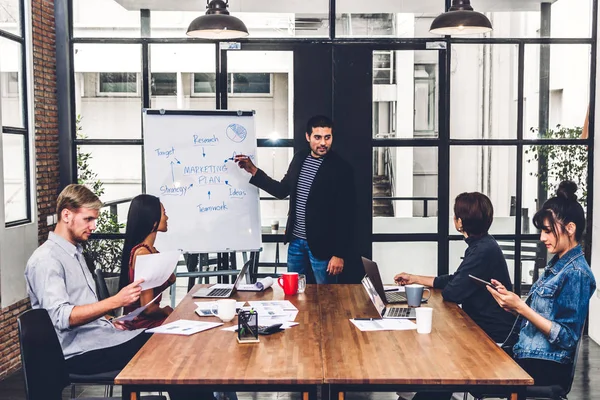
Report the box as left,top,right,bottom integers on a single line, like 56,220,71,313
350,318,417,332
246,301,298,324
134,250,180,291
194,301,246,317
146,319,222,335
114,293,162,322
383,285,406,292
248,300,297,311
237,277,274,292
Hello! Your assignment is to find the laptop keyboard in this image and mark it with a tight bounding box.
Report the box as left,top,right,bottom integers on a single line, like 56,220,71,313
386,292,407,302
386,307,411,318
207,288,231,297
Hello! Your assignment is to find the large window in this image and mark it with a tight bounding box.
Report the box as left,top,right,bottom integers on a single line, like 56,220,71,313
0,0,30,226
370,3,594,293
64,1,596,293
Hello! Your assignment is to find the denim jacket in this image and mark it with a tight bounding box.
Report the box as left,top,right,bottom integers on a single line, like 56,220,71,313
512,245,596,364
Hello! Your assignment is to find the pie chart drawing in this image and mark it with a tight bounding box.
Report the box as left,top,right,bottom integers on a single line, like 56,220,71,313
226,124,247,143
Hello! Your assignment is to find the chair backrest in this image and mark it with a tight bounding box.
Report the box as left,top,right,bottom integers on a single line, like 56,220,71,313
94,268,111,301
17,309,70,400
563,320,587,395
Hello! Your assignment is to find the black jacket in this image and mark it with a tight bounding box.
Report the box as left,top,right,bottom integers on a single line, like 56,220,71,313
434,234,516,343
249,149,355,260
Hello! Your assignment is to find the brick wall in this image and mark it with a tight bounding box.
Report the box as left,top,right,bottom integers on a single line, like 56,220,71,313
0,0,58,380
0,299,31,379
33,0,59,244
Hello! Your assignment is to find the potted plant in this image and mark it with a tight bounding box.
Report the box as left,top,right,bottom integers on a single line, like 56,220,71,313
76,115,125,296
525,124,588,205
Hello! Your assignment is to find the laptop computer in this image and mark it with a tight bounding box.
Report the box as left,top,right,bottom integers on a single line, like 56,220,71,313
191,260,250,298
361,257,408,304
361,276,416,319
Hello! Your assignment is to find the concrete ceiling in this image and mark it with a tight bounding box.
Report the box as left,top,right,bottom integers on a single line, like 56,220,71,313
114,0,559,13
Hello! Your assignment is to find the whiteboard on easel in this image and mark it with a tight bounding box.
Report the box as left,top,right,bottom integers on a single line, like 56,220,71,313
142,109,261,253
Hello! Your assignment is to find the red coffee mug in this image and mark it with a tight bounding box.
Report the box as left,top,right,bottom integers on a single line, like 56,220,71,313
278,272,299,295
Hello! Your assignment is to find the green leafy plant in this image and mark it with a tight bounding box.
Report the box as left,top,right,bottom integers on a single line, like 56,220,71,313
525,125,588,206
76,115,125,275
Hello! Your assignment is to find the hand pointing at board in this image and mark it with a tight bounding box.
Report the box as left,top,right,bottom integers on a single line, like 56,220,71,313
234,154,258,176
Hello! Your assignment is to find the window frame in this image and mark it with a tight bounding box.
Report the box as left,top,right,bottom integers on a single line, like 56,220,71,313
1,0,31,227
62,2,598,297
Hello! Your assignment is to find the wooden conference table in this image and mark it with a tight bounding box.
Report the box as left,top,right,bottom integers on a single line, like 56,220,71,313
116,285,533,400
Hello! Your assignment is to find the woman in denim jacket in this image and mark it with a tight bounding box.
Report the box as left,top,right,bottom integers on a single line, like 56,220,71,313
489,181,596,391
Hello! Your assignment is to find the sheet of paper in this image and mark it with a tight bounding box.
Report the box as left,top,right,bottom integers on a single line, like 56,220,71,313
146,319,222,335
114,293,162,322
248,300,298,311
194,301,247,317
383,285,406,292
134,250,180,291
349,318,417,332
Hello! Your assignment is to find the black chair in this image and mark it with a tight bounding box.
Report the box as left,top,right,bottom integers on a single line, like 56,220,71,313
469,322,586,400
521,324,584,400
17,308,164,400
94,268,111,301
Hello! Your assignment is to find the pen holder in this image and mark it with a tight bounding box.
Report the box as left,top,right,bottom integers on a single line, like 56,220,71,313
237,309,259,343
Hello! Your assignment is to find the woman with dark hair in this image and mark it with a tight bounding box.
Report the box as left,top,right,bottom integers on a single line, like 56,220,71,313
119,194,175,329
489,181,596,392
394,193,516,400
394,192,515,342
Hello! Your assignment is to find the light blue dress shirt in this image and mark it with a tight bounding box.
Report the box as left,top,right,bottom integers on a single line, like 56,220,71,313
25,232,143,359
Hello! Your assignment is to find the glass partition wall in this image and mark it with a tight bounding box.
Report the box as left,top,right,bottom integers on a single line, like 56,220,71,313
59,0,597,293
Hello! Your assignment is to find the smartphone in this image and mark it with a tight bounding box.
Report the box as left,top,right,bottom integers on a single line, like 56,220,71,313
468,274,499,291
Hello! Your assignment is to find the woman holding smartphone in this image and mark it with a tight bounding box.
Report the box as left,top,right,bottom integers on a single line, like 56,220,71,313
488,181,596,392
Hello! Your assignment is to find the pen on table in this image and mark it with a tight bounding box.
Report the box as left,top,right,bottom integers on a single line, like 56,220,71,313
353,318,381,321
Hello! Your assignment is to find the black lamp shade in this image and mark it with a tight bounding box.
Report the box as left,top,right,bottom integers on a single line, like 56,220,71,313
430,1,492,36
186,0,249,40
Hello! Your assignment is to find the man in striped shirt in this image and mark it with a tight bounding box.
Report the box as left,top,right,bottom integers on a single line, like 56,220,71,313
235,116,355,284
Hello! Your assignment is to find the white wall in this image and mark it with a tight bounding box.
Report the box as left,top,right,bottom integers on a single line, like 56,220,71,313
587,0,600,347
0,0,38,308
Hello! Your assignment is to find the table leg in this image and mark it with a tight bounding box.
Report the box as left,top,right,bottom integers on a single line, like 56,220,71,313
121,386,137,400
510,393,518,400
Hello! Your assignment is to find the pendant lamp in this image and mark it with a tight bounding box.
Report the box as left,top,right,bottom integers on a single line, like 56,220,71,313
429,0,492,35
186,0,249,40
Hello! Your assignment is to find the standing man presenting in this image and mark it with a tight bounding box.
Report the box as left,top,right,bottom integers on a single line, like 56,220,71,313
235,115,355,284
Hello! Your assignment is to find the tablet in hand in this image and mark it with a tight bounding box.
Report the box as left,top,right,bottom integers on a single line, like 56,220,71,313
468,274,499,291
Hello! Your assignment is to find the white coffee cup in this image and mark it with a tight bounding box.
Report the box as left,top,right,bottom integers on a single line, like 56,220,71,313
415,307,433,334
210,299,236,322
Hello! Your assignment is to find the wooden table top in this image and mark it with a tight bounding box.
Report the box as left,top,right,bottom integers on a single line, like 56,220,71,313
319,284,534,386
116,283,533,388
115,284,323,385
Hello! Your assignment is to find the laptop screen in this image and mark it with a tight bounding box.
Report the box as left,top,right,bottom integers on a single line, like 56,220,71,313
232,260,251,289
361,276,386,317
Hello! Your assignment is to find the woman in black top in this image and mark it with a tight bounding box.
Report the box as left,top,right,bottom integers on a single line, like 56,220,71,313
395,192,515,343
395,192,516,400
